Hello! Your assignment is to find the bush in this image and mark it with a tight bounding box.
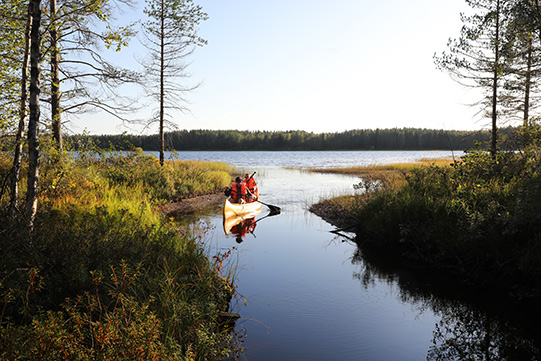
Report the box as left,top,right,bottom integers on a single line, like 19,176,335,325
351,145,541,297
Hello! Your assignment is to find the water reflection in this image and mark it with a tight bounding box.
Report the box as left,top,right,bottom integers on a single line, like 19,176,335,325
350,244,541,360
223,210,281,243
429,306,539,361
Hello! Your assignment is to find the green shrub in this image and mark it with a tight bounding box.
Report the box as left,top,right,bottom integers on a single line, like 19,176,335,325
351,145,541,295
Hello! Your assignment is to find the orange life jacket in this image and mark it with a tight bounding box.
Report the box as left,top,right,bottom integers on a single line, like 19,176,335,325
230,182,246,203
245,177,256,193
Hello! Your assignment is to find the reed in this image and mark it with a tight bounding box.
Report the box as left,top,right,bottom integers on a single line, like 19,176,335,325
308,157,456,176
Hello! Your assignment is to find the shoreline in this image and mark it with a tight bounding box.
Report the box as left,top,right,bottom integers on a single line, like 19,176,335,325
160,190,226,216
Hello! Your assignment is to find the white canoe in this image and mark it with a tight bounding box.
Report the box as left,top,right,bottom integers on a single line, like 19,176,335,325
223,198,262,219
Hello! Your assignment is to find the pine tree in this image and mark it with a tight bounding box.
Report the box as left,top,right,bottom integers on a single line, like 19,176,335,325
435,0,512,155
141,0,207,165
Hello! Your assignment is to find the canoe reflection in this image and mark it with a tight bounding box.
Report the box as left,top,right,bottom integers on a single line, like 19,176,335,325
223,210,281,243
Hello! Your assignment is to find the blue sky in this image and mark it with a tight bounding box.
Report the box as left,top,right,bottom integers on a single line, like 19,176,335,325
70,0,488,135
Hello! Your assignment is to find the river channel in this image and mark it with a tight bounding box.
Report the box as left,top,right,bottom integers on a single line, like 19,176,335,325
159,151,541,360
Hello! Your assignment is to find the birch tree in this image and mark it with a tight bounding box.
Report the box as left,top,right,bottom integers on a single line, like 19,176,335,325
10,1,32,216
141,0,207,165
0,0,33,216
26,0,42,229
44,0,138,152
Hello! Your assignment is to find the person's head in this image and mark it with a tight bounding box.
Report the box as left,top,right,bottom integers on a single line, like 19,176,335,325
235,176,242,183
245,174,249,179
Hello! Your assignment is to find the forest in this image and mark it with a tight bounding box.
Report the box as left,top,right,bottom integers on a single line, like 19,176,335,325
70,128,493,151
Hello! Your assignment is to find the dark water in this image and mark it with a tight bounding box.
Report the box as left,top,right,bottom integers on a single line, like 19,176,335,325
167,151,541,360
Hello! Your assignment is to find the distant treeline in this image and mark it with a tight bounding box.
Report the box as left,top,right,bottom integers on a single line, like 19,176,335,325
70,128,493,151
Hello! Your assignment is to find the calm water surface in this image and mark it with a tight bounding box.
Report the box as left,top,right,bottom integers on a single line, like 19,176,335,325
167,151,541,360
157,150,463,169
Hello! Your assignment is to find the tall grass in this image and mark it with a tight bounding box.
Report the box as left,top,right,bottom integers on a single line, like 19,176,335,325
0,147,237,360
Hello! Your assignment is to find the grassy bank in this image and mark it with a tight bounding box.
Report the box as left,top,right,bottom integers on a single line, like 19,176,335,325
311,147,541,301
0,148,238,360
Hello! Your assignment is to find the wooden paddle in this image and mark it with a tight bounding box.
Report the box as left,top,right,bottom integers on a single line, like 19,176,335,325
256,199,281,213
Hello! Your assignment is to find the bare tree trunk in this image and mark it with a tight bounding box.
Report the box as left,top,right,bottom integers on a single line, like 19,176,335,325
9,1,32,217
159,0,165,166
26,0,42,230
50,0,62,151
524,36,533,126
490,0,500,157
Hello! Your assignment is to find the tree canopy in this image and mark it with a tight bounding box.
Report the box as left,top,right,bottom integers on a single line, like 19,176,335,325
69,128,493,151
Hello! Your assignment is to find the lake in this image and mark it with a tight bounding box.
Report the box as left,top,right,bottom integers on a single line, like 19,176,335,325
160,150,541,360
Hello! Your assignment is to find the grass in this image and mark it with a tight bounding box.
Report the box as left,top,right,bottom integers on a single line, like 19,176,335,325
308,157,456,175
307,157,457,190
0,147,239,360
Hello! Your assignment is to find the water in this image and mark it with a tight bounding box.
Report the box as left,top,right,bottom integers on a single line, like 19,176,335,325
165,151,541,360
153,149,462,169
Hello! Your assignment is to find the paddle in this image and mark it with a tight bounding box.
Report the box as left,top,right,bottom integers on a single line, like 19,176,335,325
256,199,281,213
245,172,281,213
254,209,281,224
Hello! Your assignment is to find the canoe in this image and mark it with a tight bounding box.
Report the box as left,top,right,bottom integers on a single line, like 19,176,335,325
222,198,262,219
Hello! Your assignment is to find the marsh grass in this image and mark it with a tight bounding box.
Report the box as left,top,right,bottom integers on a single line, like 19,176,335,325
0,147,238,360
307,158,456,193
308,157,455,175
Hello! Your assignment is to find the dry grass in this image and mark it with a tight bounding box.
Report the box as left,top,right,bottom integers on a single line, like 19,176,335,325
308,157,456,176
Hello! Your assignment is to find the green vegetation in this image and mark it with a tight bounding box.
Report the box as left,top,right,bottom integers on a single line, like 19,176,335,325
70,128,493,151
0,147,239,360
312,128,541,300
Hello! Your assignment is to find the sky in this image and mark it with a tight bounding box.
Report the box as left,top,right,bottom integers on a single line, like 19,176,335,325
69,0,489,135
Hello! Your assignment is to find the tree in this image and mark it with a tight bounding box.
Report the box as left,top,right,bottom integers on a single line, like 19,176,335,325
49,0,61,149
45,0,139,152
9,0,32,217
141,0,207,165
1,0,137,218
0,0,31,215
26,0,42,229
499,0,541,126
0,0,27,133
435,0,512,156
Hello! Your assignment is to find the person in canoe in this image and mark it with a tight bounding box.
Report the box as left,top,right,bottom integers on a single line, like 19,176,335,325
228,176,247,204
244,173,258,202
